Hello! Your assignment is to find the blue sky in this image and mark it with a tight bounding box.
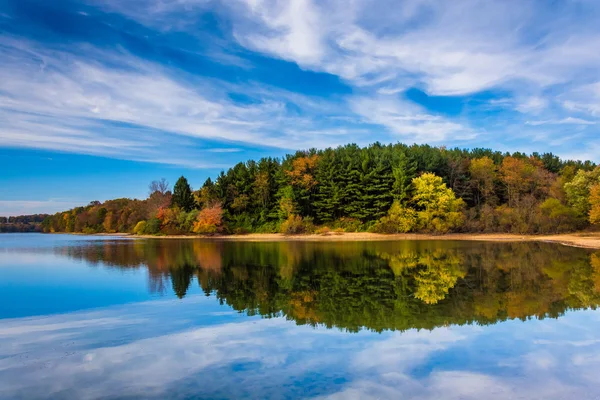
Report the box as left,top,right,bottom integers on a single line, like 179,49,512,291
1,0,600,216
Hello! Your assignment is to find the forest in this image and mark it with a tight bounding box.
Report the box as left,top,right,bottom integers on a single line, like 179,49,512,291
0,214,48,233
40,142,600,235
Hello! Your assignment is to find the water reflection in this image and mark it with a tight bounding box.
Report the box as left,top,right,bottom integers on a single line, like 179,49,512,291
2,295,600,399
3,236,600,399
49,240,600,332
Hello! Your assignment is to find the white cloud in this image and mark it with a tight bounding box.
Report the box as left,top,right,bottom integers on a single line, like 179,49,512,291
562,82,600,116
228,0,600,96
516,96,549,114
81,0,600,156
525,117,597,126
235,0,325,65
3,0,600,166
0,37,375,163
349,96,476,142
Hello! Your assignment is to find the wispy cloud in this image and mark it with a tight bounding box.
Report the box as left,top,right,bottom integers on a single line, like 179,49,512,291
0,37,370,165
0,200,85,216
349,96,476,142
81,0,600,159
2,0,600,167
525,117,597,126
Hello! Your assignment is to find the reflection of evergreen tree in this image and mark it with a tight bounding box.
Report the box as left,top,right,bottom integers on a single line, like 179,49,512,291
170,264,194,299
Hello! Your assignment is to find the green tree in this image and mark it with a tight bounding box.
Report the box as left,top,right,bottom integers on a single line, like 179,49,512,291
172,176,196,212
590,184,600,225
565,167,600,218
392,151,417,203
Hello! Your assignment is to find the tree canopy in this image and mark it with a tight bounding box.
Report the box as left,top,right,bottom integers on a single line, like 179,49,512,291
171,176,196,212
38,142,599,235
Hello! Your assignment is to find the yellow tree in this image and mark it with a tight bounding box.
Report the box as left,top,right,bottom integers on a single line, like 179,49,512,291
500,156,554,207
469,156,497,205
590,184,600,225
103,211,114,233
412,173,465,233
286,154,319,190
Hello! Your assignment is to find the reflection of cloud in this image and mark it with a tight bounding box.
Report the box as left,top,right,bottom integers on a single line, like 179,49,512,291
1,298,600,399
317,312,600,400
351,328,467,373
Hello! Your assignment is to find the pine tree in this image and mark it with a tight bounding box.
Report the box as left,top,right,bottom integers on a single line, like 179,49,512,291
172,176,196,212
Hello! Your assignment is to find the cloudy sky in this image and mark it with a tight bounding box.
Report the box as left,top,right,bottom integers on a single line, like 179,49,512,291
2,0,600,215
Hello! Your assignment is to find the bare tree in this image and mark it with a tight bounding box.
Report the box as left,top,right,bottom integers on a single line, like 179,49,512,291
148,178,169,196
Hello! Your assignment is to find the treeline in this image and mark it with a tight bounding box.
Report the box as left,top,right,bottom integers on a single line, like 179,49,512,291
0,214,48,233
41,142,600,235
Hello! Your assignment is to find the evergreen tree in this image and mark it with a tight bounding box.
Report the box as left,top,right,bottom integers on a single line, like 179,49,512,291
172,176,196,212
392,150,417,203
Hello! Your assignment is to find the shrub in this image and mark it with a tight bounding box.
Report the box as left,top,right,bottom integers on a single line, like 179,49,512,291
462,205,498,233
539,198,582,233
178,210,199,233
332,217,363,232
193,204,224,234
280,215,313,235
145,218,161,235
133,221,147,235
156,207,184,234
315,226,331,235
333,227,345,235
82,226,97,234
227,213,254,234
370,201,417,233
254,221,280,233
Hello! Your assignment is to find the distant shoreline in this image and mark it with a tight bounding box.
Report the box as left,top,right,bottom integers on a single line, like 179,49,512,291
46,231,600,250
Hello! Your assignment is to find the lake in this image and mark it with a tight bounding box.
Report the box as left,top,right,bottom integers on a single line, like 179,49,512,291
1,233,600,399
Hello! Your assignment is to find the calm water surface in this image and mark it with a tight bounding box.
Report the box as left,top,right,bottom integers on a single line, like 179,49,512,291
1,233,600,399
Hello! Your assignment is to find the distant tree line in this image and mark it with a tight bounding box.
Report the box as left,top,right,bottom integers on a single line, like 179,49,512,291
0,214,49,233
39,142,600,235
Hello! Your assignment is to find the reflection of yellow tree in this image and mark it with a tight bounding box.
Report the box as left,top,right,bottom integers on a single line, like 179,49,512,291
378,246,466,304
289,290,319,322
377,250,418,276
278,242,304,281
413,251,466,304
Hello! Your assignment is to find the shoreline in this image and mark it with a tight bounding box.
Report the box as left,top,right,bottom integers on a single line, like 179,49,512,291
119,232,600,250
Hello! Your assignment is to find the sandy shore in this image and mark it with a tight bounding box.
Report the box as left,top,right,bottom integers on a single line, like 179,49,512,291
129,232,600,250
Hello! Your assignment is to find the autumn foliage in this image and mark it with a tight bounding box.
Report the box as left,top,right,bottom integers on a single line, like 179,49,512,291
40,143,599,236
193,204,223,234
590,184,600,225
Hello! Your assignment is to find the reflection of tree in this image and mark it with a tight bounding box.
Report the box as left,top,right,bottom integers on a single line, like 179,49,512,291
414,251,466,304
171,264,194,299
379,246,466,304
52,240,600,333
